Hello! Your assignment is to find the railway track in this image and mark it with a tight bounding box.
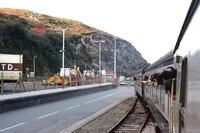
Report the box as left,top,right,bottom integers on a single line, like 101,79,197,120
108,99,149,133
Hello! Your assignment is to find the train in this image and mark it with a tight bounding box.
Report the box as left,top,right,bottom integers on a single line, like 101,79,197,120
133,0,200,133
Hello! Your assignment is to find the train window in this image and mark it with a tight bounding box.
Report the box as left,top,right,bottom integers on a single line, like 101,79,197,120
180,57,187,107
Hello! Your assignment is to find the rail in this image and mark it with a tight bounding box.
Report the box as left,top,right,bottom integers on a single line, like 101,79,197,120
107,99,149,133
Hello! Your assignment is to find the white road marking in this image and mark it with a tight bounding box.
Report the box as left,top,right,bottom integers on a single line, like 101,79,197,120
59,102,119,133
65,105,80,111
84,90,124,104
37,111,60,119
0,122,26,132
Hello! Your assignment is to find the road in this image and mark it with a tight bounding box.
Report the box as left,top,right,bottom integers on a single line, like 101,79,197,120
0,86,135,133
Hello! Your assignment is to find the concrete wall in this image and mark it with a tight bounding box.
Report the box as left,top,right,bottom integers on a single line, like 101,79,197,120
0,84,116,113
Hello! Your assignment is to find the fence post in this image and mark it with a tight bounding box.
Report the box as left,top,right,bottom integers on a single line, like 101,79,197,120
54,75,56,89
13,83,17,93
38,82,40,89
76,77,77,86
45,72,47,89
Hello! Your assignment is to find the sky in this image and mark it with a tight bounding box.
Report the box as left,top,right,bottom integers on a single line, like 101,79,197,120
0,0,191,63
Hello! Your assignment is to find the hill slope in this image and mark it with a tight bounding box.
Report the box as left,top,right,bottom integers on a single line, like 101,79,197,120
0,8,148,77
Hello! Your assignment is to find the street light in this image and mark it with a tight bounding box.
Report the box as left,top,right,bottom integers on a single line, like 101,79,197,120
33,55,37,90
61,28,73,89
94,40,105,75
61,29,65,71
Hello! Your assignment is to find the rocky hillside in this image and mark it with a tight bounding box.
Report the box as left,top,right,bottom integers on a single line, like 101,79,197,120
0,8,148,77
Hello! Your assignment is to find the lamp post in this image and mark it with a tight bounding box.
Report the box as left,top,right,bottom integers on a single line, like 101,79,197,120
33,55,37,90
61,28,73,88
61,29,66,89
62,29,65,71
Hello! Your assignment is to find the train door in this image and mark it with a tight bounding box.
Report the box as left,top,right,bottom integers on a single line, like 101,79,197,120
179,57,188,133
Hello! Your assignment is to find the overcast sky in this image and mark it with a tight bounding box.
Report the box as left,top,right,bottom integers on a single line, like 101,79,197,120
0,0,191,63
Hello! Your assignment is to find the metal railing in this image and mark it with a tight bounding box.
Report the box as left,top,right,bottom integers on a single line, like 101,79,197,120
0,75,115,95
143,78,176,124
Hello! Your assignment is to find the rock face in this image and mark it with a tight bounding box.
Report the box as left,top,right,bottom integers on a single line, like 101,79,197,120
71,33,148,76
0,8,148,76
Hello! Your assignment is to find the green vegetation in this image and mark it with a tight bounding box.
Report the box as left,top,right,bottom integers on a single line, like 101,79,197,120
0,13,93,77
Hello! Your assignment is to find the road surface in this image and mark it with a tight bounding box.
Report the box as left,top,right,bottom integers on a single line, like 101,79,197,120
0,86,135,133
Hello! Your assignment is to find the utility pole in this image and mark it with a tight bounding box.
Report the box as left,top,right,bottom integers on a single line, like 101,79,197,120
99,41,101,74
94,40,105,75
114,36,117,78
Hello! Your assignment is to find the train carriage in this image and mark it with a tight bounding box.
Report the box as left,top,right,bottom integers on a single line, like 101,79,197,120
174,0,200,132
133,0,200,132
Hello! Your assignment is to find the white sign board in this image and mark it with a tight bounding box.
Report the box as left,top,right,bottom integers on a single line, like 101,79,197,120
30,72,34,77
102,69,106,75
60,68,71,76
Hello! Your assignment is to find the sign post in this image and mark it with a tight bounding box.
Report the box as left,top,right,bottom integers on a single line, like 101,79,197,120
1,71,3,94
